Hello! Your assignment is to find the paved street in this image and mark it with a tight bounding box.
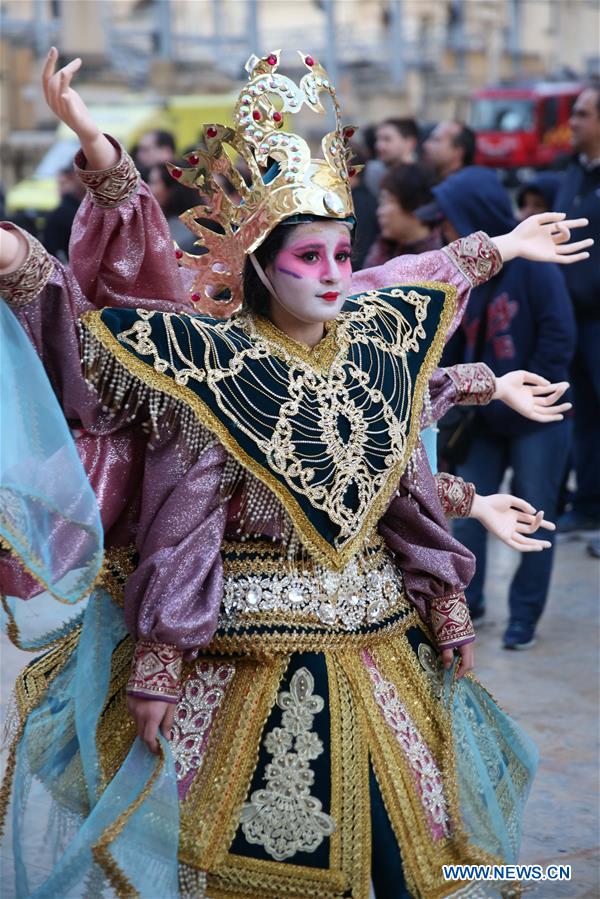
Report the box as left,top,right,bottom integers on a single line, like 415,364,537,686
1,532,598,897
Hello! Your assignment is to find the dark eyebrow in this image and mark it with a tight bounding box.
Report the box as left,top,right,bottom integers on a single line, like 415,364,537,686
289,241,352,252
289,243,328,252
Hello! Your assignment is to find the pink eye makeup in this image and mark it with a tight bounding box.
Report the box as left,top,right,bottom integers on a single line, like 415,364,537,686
275,240,352,281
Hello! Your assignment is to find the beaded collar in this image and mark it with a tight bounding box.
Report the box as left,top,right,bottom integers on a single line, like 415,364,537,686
82,283,455,568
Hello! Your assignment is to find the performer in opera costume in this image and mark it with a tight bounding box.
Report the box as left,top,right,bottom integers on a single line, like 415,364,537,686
0,49,591,899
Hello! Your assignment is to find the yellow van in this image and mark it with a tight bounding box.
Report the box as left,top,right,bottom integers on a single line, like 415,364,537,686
6,93,238,218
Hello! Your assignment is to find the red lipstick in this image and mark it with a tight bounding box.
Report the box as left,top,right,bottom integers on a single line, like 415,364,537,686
320,291,340,302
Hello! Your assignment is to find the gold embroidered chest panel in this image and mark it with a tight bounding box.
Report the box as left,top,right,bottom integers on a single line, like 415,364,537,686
84,283,455,568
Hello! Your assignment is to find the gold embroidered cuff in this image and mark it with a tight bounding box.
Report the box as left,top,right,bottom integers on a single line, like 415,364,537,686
0,224,54,307
446,362,496,406
126,640,183,702
430,593,474,649
75,134,140,208
435,473,475,519
442,231,503,287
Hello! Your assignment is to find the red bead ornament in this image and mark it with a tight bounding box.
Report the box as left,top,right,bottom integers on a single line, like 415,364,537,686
191,292,201,303
305,56,314,67
188,153,199,165
273,111,282,123
348,167,357,177
343,127,355,139
267,54,277,66
175,249,183,260
171,167,182,179
252,110,261,121
206,126,218,138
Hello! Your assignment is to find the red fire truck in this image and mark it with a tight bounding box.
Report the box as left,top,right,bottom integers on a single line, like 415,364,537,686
470,82,582,170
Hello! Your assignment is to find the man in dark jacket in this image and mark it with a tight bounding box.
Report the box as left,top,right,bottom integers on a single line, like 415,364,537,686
433,167,576,649
554,85,600,538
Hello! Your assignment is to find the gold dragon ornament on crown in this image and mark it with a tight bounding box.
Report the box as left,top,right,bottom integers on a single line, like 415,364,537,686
167,50,361,316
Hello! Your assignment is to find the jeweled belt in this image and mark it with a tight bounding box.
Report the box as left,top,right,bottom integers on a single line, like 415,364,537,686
209,537,415,655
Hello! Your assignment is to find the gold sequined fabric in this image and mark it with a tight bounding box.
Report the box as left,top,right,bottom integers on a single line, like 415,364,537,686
90,605,505,899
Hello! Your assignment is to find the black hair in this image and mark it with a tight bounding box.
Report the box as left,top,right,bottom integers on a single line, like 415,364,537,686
151,129,177,152
450,121,476,167
380,162,436,213
242,217,354,316
242,223,291,316
379,117,420,143
361,124,378,157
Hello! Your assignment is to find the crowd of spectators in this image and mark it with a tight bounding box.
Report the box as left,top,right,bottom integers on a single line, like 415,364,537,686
350,85,599,649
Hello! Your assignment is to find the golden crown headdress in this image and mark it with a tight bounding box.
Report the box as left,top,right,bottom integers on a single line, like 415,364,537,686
167,50,359,316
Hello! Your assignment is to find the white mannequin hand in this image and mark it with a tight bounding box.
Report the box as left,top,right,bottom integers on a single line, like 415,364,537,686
493,371,571,422
492,212,593,265
471,493,554,552
42,47,118,169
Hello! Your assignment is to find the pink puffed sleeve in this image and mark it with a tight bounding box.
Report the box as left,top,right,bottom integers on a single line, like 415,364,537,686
351,232,502,342
124,437,229,701
0,223,190,427
70,136,191,310
0,224,107,428
378,444,476,650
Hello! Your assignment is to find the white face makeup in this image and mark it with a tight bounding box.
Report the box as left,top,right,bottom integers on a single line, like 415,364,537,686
265,221,353,326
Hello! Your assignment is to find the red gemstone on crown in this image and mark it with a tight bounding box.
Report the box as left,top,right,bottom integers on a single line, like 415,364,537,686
273,111,282,123
171,167,182,179
191,293,201,303
188,154,199,165
343,127,355,138
305,56,314,67
175,249,183,259
267,54,277,66
252,110,261,121
348,167,357,177
206,126,218,138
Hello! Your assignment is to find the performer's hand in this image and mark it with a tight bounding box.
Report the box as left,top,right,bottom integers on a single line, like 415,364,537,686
471,493,554,552
492,212,593,265
493,370,571,422
126,695,176,755
441,642,474,679
42,47,118,169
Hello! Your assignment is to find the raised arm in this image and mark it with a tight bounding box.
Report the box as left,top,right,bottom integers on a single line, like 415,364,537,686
352,231,503,342
42,48,190,309
352,214,592,342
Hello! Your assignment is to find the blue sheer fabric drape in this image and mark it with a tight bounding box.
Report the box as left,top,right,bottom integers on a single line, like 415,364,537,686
1,302,179,897
445,664,538,866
